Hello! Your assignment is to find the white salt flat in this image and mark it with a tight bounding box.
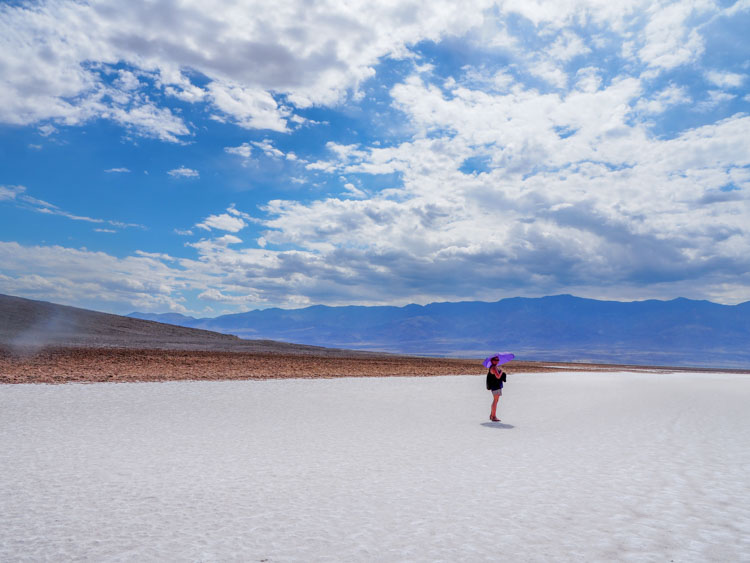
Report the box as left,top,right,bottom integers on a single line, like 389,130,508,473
2,371,749,561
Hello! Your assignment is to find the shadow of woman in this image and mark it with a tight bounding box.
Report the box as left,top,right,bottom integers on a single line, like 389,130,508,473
480,422,515,429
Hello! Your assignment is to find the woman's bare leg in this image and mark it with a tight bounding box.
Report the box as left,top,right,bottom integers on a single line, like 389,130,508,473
491,395,499,419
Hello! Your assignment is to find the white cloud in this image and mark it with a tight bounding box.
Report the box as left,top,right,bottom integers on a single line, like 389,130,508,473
574,67,602,93
251,139,285,159
0,241,192,313
226,204,255,221
0,184,25,201
705,70,745,89
528,60,568,89
635,84,691,114
695,90,736,112
107,102,190,143
38,125,57,137
283,72,750,305
342,183,368,199
457,68,516,92
225,138,288,160
208,82,289,132
167,166,200,179
165,83,208,103
548,30,591,62
115,70,141,91
637,2,709,70
197,288,260,303
135,251,178,262
195,206,255,233
196,214,246,233
722,0,750,17
224,143,253,159
0,0,732,146
1,184,144,229
216,234,243,245
0,0,493,140
105,167,131,173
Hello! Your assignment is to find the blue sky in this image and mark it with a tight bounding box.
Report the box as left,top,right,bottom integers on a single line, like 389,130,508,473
1,0,749,316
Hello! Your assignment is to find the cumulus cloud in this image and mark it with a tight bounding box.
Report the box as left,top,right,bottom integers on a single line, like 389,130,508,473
224,143,254,159
0,241,191,313
167,166,200,178
114,70,141,91
195,205,256,233
208,82,289,132
342,183,368,199
107,102,191,143
637,2,708,70
705,70,745,89
196,214,247,233
0,0,491,140
528,60,569,89
0,0,731,140
548,30,591,62
225,138,293,161
634,84,691,114
283,67,750,305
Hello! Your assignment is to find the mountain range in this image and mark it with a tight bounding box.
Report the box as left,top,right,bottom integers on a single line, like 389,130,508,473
130,295,750,368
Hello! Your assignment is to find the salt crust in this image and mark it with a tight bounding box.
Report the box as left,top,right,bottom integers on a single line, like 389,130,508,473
1,372,749,561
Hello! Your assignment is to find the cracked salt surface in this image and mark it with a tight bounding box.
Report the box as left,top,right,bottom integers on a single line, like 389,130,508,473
2,372,749,561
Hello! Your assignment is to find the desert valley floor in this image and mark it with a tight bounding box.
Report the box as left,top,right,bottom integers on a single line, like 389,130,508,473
2,369,749,561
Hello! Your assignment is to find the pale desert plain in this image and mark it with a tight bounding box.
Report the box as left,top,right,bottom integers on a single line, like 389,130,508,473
2,354,750,561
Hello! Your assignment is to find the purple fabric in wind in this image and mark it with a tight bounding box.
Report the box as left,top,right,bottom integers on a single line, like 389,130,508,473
482,353,515,368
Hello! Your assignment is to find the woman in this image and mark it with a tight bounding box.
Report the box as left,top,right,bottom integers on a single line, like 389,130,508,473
486,356,506,422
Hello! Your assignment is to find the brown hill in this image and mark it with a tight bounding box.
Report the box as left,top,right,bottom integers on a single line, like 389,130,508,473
0,293,491,383
0,293,358,356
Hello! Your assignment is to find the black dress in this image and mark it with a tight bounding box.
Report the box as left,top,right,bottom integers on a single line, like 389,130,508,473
486,369,506,391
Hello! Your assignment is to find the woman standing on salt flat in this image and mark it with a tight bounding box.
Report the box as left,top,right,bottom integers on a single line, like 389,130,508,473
484,353,514,422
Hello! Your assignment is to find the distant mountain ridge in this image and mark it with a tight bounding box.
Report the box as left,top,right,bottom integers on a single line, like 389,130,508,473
130,295,750,368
